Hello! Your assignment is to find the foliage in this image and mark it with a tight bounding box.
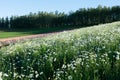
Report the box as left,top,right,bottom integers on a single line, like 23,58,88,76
0,22,120,80
0,6,120,29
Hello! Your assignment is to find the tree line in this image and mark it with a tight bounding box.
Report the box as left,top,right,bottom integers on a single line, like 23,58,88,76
0,5,120,29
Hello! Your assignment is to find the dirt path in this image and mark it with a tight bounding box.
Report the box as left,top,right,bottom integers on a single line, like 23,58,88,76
0,32,59,47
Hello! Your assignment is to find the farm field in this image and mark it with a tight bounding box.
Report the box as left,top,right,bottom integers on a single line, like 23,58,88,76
0,31,29,39
0,27,72,39
0,21,120,80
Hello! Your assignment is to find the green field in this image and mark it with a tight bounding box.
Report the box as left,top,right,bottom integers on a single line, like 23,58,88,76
0,28,55,39
0,31,29,38
0,22,120,80
0,27,75,39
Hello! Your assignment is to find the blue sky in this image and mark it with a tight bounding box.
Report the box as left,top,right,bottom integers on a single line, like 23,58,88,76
0,0,120,17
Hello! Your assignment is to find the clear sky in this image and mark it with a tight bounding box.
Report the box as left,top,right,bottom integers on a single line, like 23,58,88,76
0,0,120,17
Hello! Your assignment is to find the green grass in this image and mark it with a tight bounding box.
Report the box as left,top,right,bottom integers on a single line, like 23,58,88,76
0,26,75,39
0,31,29,38
0,21,120,80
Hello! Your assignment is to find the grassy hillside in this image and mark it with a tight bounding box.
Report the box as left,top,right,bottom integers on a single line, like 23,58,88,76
0,21,120,80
